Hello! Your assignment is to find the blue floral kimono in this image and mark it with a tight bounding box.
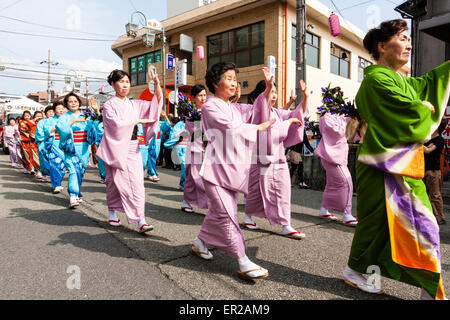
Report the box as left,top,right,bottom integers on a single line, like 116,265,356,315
94,120,105,180
164,120,188,188
56,111,96,198
147,121,162,177
35,118,50,176
44,116,66,189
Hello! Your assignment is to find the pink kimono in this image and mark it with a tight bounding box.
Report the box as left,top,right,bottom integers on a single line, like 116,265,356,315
245,97,306,226
314,113,352,215
198,94,261,259
183,120,209,210
4,124,22,167
97,96,162,224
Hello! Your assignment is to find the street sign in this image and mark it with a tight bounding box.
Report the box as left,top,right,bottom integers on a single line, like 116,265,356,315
175,59,187,86
167,54,174,71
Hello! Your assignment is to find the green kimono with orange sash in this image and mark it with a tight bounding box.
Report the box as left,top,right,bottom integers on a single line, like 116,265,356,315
349,61,450,300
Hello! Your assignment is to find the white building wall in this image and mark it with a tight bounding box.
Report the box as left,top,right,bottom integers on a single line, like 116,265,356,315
286,13,374,121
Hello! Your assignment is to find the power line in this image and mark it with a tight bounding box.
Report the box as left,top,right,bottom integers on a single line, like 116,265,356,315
0,14,118,38
0,0,25,11
1,61,114,76
3,66,107,81
0,73,107,83
0,29,115,42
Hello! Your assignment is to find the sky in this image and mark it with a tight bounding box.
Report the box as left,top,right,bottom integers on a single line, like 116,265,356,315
0,0,406,97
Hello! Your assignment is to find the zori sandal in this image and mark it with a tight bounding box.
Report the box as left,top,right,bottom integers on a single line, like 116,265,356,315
343,219,358,227
191,246,214,261
138,224,154,233
319,213,338,221
284,231,306,240
237,267,268,280
108,219,122,227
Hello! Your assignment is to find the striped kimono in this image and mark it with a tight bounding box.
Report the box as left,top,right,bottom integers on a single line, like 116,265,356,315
56,111,96,199
19,119,40,173
348,62,450,300
44,116,67,189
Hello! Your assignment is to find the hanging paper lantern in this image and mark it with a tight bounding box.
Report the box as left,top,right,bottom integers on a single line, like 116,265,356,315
197,45,204,61
328,12,340,37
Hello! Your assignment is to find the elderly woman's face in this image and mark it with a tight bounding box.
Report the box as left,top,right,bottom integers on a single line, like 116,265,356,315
379,30,411,66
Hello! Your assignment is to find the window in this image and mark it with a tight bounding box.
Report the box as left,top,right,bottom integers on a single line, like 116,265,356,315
358,57,372,82
129,50,162,87
207,21,265,69
330,43,350,78
292,27,320,69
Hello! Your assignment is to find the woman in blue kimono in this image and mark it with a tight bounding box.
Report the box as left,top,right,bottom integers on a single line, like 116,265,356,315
46,102,68,193
35,108,52,182
93,118,106,183
55,92,96,208
164,118,188,190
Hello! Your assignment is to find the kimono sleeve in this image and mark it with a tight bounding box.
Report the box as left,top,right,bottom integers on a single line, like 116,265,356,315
404,61,450,125
360,74,434,145
85,119,97,145
133,96,163,144
55,115,76,155
35,121,46,144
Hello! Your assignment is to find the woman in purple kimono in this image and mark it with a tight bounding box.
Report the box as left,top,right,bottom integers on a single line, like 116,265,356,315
243,75,307,239
192,62,281,281
97,69,163,233
181,84,209,213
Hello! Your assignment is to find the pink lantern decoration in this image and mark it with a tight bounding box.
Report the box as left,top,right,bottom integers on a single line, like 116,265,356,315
328,12,341,37
197,45,204,61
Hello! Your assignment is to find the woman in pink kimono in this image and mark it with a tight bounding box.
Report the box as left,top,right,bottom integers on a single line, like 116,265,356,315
97,69,163,233
192,62,285,281
243,76,307,239
181,84,209,213
315,111,358,226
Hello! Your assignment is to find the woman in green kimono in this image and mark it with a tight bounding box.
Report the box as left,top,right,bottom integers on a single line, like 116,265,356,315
343,19,449,300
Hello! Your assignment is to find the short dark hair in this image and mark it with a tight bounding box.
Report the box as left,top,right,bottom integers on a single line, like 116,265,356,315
191,84,207,98
53,101,65,109
33,111,43,119
249,80,277,103
107,69,130,85
44,105,55,116
363,19,408,61
205,62,239,94
8,117,16,124
64,92,82,108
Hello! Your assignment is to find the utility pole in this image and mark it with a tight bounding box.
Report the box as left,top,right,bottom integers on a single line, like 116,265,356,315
295,0,306,105
40,49,59,105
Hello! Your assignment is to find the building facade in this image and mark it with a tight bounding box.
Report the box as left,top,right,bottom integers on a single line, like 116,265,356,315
112,0,409,116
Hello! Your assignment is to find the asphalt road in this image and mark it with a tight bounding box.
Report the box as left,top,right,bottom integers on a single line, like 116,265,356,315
0,153,449,301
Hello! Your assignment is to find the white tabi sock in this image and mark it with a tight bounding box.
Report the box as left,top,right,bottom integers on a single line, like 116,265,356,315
238,255,267,274
282,225,296,235
108,210,118,221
